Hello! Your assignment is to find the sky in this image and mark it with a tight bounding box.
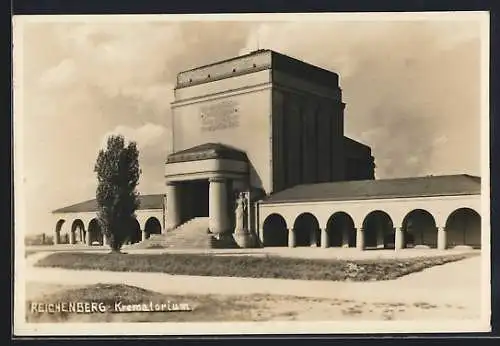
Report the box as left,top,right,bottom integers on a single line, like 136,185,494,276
14,13,487,235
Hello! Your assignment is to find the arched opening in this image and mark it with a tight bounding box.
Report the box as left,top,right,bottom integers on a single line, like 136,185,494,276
71,219,85,244
55,219,65,244
445,208,481,248
144,217,162,239
88,219,104,246
402,209,437,248
293,213,320,247
326,212,356,247
262,214,288,247
128,218,142,245
363,210,394,249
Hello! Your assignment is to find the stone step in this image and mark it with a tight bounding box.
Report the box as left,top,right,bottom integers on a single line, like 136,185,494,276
131,217,224,249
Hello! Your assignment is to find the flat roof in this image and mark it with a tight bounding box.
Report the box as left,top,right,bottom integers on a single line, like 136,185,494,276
261,174,481,204
52,194,164,214
166,143,248,164
176,49,339,89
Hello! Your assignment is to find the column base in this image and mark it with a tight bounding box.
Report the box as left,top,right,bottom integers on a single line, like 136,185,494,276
212,233,238,249
452,245,473,250
414,244,431,249
233,231,259,248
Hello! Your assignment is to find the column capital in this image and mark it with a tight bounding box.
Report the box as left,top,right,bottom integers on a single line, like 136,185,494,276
209,176,227,183
437,226,447,231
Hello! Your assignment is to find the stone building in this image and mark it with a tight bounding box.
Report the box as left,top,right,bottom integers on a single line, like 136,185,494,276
52,49,482,250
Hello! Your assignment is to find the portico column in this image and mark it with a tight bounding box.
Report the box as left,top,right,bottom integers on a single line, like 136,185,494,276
356,228,365,250
288,228,295,248
165,181,181,231
85,231,91,246
437,226,447,250
209,177,230,234
141,229,147,241
320,228,329,248
394,227,404,251
103,234,109,246
341,228,350,248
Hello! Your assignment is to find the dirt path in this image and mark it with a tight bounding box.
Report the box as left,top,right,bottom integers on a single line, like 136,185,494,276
23,252,482,313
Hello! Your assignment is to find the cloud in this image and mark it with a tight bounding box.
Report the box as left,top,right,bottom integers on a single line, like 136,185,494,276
102,123,167,150
237,19,482,178
38,58,77,89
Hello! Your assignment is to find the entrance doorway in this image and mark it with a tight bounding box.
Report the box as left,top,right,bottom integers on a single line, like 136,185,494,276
178,179,210,223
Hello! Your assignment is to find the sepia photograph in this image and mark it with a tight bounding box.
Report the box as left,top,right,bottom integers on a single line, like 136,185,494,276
12,11,490,336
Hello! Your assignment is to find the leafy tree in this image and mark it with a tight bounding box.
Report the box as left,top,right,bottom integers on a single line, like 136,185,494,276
94,135,141,252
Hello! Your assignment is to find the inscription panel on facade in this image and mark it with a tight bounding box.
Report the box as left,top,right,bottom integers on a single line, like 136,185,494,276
200,100,240,132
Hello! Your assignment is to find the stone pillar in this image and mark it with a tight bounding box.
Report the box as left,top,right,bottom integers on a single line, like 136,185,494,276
69,230,76,245
103,235,109,246
310,228,318,247
288,228,295,248
85,231,91,246
320,228,329,248
54,231,60,245
341,228,350,248
141,229,147,242
209,177,230,234
165,181,181,231
356,228,364,250
394,227,404,251
437,226,447,250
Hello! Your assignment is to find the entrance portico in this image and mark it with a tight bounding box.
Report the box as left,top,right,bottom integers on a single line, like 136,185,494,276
164,143,250,235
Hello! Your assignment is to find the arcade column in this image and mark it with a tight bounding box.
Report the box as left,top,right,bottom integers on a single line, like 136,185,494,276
376,227,385,249
54,230,60,245
394,227,404,251
86,231,91,246
341,227,350,248
356,228,365,250
437,226,447,250
209,177,230,234
310,228,318,247
69,230,76,245
288,228,296,248
165,181,181,231
320,228,329,248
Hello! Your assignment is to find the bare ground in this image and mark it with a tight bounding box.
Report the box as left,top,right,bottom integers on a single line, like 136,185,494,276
25,282,474,323
21,251,483,322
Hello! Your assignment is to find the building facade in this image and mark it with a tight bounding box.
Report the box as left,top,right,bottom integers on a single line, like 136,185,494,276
51,50,482,251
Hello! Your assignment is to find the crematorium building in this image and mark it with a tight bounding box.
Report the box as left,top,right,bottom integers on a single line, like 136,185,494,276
51,49,482,251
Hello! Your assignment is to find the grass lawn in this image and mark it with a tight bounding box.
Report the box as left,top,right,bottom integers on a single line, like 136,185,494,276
25,283,472,323
34,251,477,281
